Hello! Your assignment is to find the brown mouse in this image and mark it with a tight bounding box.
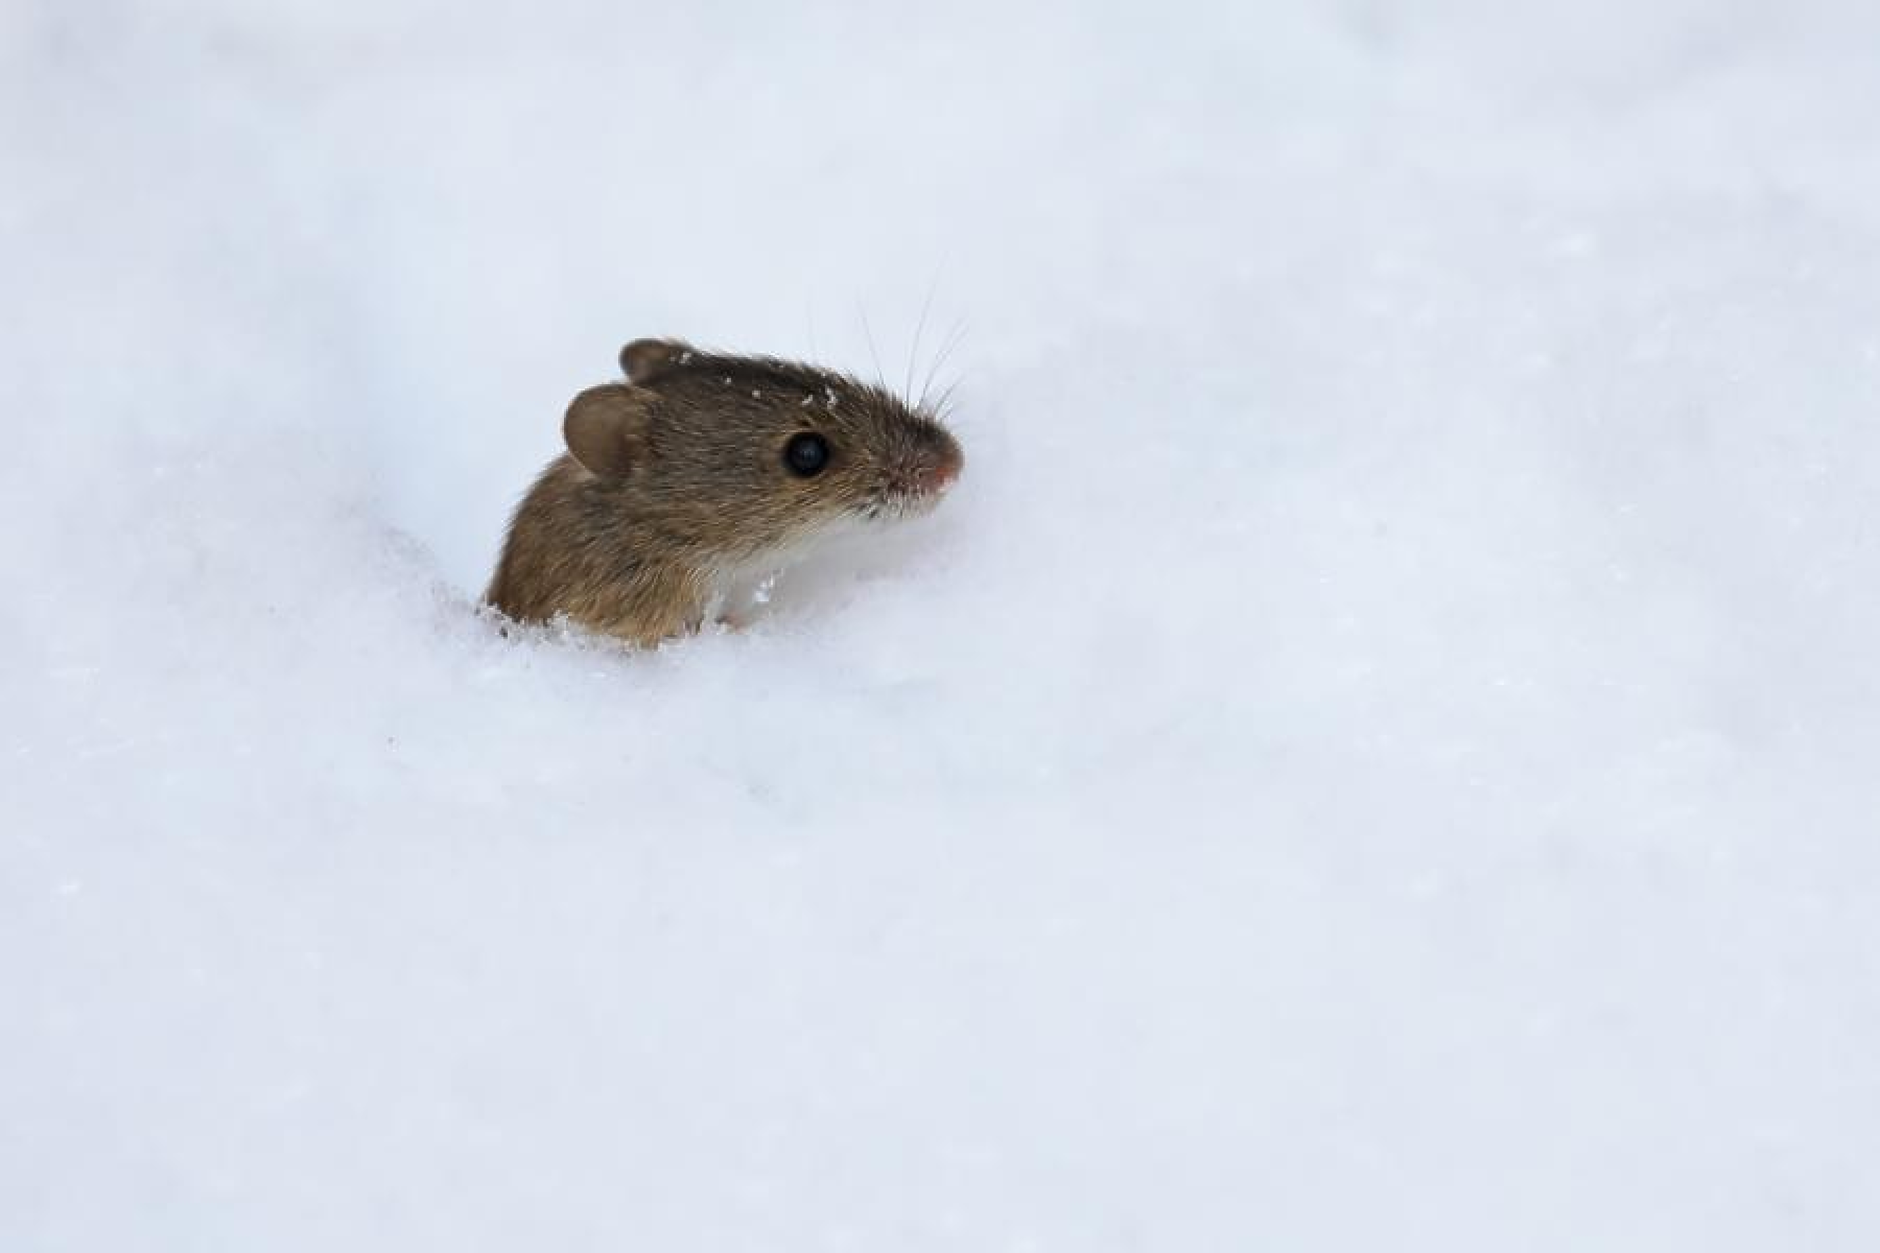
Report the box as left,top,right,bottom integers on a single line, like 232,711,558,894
486,338,964,646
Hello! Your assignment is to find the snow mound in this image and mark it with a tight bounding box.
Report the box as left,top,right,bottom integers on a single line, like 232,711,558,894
4,2,1878,1248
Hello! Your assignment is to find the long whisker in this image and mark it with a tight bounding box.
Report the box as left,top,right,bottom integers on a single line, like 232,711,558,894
919,317,969,412
904,267,942,408
931,374,966,420
859,304,886,391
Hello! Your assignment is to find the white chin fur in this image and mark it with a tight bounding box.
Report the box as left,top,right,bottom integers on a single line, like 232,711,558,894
861,492,938,524
703,514,866,623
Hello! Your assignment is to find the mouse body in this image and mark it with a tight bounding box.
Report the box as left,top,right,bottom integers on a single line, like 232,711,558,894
486,339,963,646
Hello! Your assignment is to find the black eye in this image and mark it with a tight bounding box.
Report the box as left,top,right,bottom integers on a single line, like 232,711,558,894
784,432,830,477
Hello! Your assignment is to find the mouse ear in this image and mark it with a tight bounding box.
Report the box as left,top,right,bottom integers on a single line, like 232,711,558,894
620,338,691,384
564,384,653,478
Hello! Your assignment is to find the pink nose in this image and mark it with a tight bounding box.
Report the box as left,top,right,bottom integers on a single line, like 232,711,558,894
915,443,963,495
920,456,960,495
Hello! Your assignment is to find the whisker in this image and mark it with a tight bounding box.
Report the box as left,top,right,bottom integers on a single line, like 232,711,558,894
919,317,969,413
904,267,942,408
859,304,887,392
931,374,966,420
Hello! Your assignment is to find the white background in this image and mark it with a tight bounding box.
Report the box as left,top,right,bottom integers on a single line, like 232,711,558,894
4,1,1878,1248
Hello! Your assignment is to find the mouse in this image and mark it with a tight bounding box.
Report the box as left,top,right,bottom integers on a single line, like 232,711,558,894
486,338,964,646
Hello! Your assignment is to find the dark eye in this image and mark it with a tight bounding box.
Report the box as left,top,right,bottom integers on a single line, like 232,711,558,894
784,432,830,477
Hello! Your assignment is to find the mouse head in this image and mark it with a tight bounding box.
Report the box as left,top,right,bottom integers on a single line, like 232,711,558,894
563,338,963,561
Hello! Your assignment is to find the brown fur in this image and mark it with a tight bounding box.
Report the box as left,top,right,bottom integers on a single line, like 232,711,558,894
486,339,963,646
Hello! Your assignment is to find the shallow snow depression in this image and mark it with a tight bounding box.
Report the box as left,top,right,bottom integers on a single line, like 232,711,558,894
4,1,1879,1248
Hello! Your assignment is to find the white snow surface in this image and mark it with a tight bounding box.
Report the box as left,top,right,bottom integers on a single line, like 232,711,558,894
5,2,1880,1248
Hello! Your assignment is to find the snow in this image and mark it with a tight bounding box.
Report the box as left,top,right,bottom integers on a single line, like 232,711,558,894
5,1,1880,1248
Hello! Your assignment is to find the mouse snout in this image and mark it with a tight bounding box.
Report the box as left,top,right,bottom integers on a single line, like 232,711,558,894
872,425,962,518
913,454,960,496
909,429,964,496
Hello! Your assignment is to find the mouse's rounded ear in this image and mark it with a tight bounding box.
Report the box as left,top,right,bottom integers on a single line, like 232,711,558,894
620,338,691,384
564,383,654,478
